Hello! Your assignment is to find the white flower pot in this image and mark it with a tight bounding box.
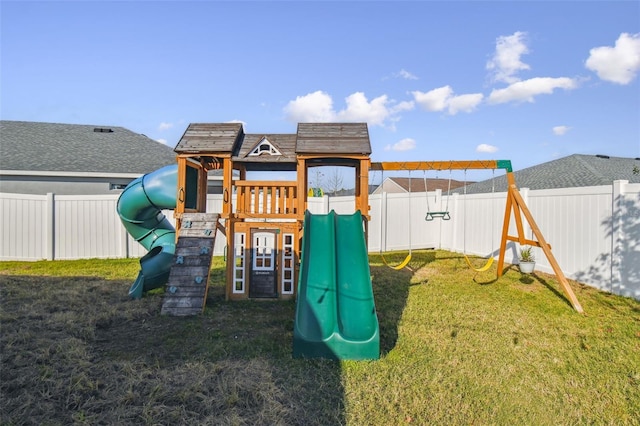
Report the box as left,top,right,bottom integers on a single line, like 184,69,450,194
519,261,535,274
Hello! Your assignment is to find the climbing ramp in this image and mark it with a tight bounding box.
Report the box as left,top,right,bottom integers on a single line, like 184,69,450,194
161,213,220,316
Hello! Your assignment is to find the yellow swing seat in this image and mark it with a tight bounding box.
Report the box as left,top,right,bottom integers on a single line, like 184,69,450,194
463,254,494,272
381,252,412,271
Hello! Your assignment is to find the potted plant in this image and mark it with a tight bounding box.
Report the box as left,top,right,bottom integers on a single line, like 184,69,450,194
518,246,536,273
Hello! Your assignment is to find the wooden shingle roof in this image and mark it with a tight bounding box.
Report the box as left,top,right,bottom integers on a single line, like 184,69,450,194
174,123,243,154
234,134,298,171
296,123,371,155
173,122,372,169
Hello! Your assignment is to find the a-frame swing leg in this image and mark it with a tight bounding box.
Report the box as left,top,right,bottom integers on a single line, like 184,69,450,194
498,173,584,313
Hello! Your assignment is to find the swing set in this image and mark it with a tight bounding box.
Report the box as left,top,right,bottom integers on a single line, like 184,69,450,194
371,160,583,313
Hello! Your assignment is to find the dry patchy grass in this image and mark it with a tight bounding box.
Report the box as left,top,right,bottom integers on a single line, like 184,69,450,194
1,252,639,425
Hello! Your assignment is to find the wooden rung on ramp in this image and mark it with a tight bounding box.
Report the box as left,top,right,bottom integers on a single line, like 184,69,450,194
161,213,220,316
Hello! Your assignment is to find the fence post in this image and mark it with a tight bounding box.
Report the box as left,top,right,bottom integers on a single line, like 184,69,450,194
381,192,387,252
610,180,627,295
120,220,130,259
46,193,55,260
450,192,459,251
323,194,330,214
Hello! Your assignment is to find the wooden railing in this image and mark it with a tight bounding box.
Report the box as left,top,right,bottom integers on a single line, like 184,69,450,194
233,180,298,219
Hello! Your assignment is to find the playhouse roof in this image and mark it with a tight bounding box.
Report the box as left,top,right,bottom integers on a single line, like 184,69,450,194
174,122,244,154
296,123,371,155
173,122,371,171
234,133,298,171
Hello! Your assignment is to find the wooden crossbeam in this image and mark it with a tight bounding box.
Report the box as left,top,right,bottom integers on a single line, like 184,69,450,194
370,160,513,172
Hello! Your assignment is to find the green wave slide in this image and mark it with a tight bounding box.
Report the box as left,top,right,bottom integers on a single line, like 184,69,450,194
116,165,177,299
293,210,380,360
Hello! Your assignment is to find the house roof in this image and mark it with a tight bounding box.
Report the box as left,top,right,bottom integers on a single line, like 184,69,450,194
390,177,469,192
461,154,640,194
0,120,177,175
380,177,470,193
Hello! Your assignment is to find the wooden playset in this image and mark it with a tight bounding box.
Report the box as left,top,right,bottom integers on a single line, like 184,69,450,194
164,122,582,314
171,122,372,303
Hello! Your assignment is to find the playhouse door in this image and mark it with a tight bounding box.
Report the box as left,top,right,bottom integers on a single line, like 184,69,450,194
249,230,278,298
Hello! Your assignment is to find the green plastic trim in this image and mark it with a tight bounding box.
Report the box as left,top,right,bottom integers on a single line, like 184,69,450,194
496,160,513,172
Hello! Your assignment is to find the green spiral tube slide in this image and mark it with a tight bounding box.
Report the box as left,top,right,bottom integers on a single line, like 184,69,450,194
116,164,177,299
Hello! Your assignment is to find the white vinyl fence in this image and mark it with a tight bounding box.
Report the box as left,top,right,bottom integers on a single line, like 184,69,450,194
1,180,638,300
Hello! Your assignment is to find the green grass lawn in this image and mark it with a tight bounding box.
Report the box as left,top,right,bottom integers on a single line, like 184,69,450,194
1,251,639,425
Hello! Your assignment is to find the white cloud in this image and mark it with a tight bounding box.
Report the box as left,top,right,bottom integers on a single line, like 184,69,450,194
585,32,640,85
487,77,578,104
384,138,416,151
392,100,415,113
337,92,391,126
395,69,418,80
476,143,498,153
283,90,335,122
553,125,571,135
158,122,174,131
412,86,483,115
156,138,169,145
412,86,453,112
487,31,530,84
447,93,484,115
284,91,408,127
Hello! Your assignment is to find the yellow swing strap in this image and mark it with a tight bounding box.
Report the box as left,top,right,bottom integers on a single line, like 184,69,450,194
463,254,494,272
380,170,413,270
462,169,497,273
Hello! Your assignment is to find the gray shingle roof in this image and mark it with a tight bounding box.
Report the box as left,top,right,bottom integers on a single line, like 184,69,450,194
0,120,177,175
385,177,469,193
460,154,640,194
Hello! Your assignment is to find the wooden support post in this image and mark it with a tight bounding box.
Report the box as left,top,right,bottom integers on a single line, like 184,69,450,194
222,157,233,218
297,158,307,220
499,172,583,313
509,187,584,313
497,179,514,276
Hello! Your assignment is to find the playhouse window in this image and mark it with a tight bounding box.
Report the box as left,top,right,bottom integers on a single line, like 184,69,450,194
248,137,282,156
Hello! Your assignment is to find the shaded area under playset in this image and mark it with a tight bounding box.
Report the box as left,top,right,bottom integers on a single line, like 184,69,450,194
117,122,583,360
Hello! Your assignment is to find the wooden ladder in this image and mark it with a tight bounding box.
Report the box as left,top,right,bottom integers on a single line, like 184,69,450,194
161,213,220,316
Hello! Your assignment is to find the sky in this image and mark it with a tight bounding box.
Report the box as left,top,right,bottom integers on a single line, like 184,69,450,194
2,0,639,185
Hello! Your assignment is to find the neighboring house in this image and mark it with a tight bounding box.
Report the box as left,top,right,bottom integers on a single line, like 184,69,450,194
372,177,469,195
460,154,640,194
0,120,223,195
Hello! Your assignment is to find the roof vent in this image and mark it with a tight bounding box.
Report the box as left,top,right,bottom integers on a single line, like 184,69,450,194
94,127,113,133
595,154,609,159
